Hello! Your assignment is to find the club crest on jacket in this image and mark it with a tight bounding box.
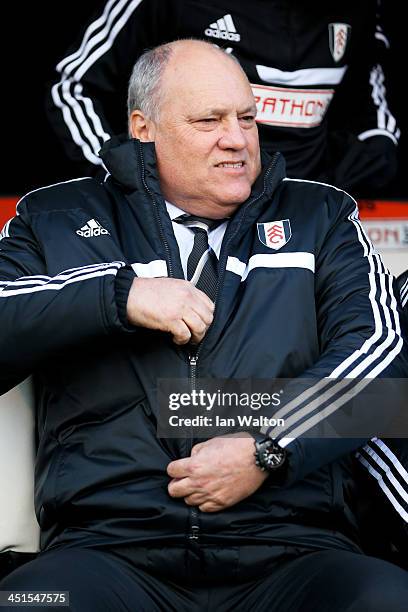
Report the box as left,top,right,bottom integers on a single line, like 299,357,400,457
328,23,351,62
257,220,292,250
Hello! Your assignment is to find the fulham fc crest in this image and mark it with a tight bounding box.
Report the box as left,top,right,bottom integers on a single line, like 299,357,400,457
329,23,351,62
257,220,292,250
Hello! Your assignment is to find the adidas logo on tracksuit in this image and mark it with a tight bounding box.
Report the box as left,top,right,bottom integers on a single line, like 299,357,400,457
205,14,241,42
76,218,110,237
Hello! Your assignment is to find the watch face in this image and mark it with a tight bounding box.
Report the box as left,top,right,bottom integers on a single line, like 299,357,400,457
267,451,284,466
256,440,286,472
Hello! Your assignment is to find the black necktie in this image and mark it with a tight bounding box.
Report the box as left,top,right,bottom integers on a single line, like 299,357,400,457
175,214,223,302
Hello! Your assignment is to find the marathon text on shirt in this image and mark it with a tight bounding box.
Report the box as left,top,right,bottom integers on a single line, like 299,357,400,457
251,84,334,128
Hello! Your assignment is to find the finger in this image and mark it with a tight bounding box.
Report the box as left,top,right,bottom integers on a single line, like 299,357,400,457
184,493,207,506
191,442,204,456
190,301,214,327
167,457,192,479
168,477,196,498
181,310,208,344
184,288,214,326
170,320,192,345
192,286,216,312
198,501,220,513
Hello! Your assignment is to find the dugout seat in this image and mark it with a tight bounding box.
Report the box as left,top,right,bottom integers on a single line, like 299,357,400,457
0,378,40,580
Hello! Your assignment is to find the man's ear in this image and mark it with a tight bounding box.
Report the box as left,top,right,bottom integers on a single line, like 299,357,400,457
129,110,156,142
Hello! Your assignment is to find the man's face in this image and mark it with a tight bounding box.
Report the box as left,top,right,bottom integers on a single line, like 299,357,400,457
134,44,261,219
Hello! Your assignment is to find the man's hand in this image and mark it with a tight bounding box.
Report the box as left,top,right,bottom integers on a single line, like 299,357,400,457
167,433,269,512
126,277,214,344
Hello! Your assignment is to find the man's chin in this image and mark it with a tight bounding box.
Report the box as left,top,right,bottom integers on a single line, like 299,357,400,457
218,184,252,207
223,197,251,212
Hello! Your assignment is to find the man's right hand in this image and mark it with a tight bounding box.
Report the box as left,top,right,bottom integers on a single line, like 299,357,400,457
126,277,215,345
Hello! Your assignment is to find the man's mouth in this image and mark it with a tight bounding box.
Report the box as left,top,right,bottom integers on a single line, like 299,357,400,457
215,161,245,168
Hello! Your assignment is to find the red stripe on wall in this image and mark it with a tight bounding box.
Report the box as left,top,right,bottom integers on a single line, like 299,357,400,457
0,197,19,227
358,200,408,220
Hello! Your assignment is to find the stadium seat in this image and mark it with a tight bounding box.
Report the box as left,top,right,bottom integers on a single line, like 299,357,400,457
0,378,40,580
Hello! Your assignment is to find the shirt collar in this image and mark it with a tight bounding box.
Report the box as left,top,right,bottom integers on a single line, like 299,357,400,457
165,200,187,221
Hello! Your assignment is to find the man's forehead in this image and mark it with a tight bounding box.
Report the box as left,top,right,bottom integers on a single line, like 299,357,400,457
163,45,251,91
159,44,256,116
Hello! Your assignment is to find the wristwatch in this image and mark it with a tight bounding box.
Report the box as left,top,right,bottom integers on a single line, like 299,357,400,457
253,436,287,473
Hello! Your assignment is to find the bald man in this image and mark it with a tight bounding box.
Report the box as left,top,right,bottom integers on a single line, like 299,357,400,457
1,40,407,611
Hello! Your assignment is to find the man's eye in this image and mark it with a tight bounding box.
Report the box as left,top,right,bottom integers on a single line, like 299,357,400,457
198,118,217,123
240,115,256,123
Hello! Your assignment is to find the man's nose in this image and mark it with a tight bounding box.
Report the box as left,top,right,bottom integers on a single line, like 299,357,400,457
218,118,247,150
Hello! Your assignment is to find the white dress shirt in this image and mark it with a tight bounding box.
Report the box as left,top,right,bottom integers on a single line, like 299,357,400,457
166,201,229,280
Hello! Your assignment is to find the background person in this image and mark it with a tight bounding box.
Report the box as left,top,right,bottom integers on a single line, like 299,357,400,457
47,0,398,196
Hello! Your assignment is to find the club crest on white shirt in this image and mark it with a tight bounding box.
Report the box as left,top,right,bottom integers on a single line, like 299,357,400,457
328,23,351,62
257,220,292,250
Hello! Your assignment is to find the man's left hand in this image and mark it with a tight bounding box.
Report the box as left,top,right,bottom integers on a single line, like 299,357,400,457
167,433,268,512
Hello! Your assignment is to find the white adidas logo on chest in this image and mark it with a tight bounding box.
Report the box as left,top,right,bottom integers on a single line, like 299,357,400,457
76,218,110,238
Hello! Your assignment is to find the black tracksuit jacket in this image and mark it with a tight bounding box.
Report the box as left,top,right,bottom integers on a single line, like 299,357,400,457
0,138,406,557
47,0,398,195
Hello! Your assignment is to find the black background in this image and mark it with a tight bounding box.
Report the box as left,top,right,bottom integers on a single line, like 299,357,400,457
2,1,406,198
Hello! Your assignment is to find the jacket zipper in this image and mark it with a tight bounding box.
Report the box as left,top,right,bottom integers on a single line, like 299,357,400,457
138,142,201,543
188,353,200,541
184,155,278,544
138,141,278,545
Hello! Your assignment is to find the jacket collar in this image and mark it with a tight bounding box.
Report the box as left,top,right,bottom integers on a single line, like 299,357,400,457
100,135,286,221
